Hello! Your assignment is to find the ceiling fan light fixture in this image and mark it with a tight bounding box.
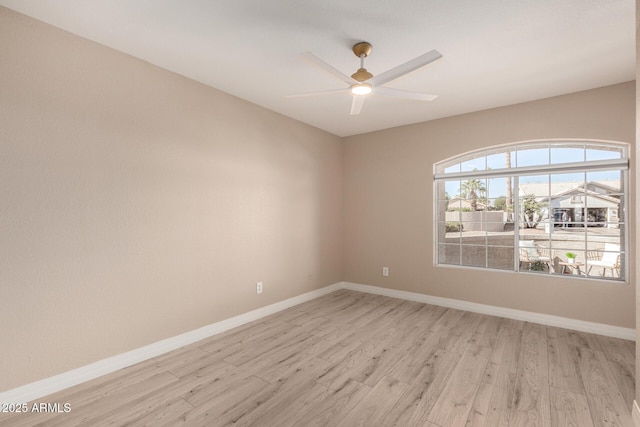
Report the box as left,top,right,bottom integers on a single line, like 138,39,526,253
351,83,372,95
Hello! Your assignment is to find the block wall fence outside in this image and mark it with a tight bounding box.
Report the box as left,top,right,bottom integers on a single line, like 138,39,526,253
444,211,507,232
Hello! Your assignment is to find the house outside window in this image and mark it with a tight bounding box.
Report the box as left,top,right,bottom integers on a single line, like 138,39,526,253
434,140,628,281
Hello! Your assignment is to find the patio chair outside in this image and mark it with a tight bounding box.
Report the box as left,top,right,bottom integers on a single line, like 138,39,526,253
519,240,553,271
586,243,621,277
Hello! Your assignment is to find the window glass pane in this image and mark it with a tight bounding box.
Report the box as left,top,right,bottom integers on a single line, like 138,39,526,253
443,163,460,174
586,171,622,196
445,209,461,222
487,246,514,270
550,144,584,164
440,222,461,244
519,259,551,274
548,172,586,228
486,200,510,222
519,175,550,198
485,176,514,222
445,218,461,242
586,147,622,161
461,157,486,173
486,177,508,200
461,245,486,268
550,226,585,248
585,241,623,279
517,238,551,273
586,228,620,249
550,172,585,192
459,222,486,246
559,249,585,264
460,178,487,211
517,147,549,167
489,218,514,267
439,244,460,265
443,175,462,243
487,228,513,245
456,210,505,237
517,237,550,251
445,180,462,199
584,207,609,227
519,175,550,232
556,250,586,276
550,227,585,276
486,152,511,170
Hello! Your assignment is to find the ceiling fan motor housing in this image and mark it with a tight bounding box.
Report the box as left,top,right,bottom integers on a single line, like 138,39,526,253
352,42,372,58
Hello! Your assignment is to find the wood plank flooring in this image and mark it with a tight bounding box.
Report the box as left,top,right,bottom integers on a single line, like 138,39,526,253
0,289,634,426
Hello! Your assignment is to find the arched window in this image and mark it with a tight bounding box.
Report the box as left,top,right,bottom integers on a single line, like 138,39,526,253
434,140,628,281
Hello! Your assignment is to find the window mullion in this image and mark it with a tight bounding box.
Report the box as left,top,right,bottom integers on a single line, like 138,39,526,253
513,175,520,272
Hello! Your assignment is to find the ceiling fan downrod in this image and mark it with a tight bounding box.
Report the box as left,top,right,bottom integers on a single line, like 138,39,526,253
350,42,374,82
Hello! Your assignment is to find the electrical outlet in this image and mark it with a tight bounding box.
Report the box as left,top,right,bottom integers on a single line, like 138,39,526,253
382,267,389,277
256,282,263,294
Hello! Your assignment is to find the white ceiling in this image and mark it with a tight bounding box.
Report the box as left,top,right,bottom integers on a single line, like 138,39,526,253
0,1,635,137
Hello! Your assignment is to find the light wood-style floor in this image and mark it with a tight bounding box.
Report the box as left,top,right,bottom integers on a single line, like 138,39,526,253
0,289,635,426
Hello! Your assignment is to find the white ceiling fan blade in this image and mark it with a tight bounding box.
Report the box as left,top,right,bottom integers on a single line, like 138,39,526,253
375,87,438,101
301,52,357,86
350,95,366,115
369,50,442,87
286,88,348,98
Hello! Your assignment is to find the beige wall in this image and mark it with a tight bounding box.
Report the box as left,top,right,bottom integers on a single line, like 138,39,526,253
0,7,343,392
344,81,635,328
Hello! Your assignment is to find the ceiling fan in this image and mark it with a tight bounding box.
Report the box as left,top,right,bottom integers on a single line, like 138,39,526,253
288,42,442,115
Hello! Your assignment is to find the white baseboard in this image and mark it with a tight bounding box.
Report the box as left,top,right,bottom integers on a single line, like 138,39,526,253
0,282,343,404
633,400,640,427
342,281,636,341
1,280,634,405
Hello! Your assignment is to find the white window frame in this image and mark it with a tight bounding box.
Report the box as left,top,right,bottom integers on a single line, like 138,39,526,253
434,140,629,282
